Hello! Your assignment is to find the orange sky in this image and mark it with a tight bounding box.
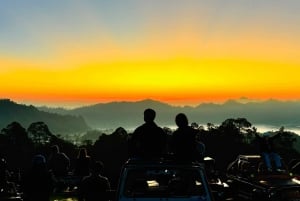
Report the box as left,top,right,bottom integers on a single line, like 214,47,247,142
1,1,300,107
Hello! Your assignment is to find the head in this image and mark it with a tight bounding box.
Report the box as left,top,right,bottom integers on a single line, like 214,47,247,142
91,161,104,175
32,154,46,168
144,108,156,123
51,145,59,154
0,158,7,181
175,113,189,128
78,148,88,158
0,158,7,172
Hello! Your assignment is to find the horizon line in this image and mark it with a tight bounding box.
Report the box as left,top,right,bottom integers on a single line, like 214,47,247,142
1,97,300,110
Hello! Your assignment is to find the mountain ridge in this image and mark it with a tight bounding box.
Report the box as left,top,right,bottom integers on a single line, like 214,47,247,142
0,99,89,134
2,98,300,132
37,98,300,130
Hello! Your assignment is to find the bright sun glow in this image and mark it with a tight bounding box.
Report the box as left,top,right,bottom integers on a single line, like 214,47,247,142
1,1,300,107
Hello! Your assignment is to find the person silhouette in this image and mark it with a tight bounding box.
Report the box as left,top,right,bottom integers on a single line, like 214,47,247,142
130,108,167,158
48,145,70,177
171,113,204,162
21,154,54,201
78,161,111,201
0,157,18,199
255,132,283,172
74,148,91,177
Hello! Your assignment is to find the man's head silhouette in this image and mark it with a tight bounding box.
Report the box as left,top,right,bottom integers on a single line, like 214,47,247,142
144,108,156,123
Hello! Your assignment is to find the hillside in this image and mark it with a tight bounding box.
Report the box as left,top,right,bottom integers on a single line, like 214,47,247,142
38,99,300,131
0,99,89,134
39,99,182,129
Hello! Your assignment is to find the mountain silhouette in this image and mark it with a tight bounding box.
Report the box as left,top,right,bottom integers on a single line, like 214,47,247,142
0,99,89,134
38,98,300,131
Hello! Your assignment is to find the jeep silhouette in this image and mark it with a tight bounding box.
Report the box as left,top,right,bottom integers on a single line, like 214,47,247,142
115,158,214,201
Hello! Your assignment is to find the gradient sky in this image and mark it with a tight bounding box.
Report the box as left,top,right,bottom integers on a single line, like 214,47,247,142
1,0,300,107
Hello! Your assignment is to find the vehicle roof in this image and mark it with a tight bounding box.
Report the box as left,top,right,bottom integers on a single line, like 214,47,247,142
238,154,261,159
238,155,261,161
124,158,204,168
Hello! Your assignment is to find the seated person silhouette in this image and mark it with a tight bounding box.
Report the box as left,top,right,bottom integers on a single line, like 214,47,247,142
21,154,54,201
171,113,204,162
74,148,91,177
79,161,111,201
255,132,283,172
0,157,18,198
130,108,167,159
48,145,70,177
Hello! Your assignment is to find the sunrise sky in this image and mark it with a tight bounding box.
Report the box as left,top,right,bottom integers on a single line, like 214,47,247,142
1,0,300,107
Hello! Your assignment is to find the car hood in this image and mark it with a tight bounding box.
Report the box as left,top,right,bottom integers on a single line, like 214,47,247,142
254,175,300,188
119,197,209,201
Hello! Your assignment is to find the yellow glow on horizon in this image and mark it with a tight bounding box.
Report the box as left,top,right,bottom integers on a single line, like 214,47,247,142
1,54,300,106
1,11,300,107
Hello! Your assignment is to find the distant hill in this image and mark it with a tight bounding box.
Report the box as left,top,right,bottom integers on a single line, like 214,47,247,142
38,99,300,131
39,99,184,130
0,99,89,134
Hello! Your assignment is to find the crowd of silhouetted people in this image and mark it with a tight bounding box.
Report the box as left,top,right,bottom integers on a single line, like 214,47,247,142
0,108,288,201
0,146,111,201
0,108,207,201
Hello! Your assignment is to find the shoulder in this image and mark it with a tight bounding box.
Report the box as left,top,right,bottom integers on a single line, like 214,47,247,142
133,124,146,134
156,125,165,132
175,126,196,133
95,175,110,187
59,153,69,159
99,175,109,181
81,175,91,182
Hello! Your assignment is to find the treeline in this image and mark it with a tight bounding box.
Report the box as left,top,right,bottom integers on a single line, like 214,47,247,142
0,118,299,188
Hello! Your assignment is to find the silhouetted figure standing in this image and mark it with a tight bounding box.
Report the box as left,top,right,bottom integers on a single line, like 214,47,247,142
0,157,18,199
79,161,111,201
130,108,167,158
255,132,283,172
48,145,70,177
74,148,91,177
21,154,54,201
172,113,204,162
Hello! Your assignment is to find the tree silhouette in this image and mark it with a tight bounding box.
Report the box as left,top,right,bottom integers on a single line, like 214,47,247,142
206,123,217,131
273,129,298,161
199,118,258,171
27,122,53,145
0,122,34,170
1,122,28,145
92,127,129,188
